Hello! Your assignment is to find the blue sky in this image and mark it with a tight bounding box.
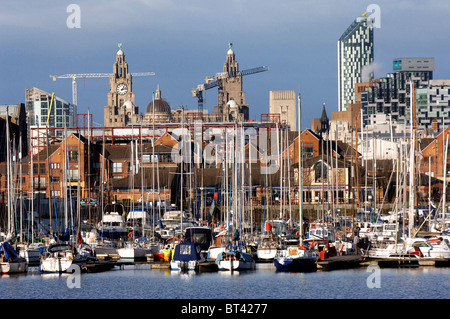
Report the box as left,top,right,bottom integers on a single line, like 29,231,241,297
1,0,449,129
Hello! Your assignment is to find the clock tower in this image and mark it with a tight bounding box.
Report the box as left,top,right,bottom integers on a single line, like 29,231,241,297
104,43,141,127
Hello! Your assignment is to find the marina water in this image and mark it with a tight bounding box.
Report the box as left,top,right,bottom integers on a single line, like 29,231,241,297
1,263,448,300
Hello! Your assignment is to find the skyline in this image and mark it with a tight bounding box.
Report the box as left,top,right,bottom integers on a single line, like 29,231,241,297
1,1,450,130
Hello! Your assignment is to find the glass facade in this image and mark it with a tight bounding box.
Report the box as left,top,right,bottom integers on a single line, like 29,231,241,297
26,88,76,136
360,59,435,129
338,16,374,112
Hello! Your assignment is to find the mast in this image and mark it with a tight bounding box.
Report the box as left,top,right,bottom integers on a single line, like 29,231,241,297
63,110,68,231
88,108,91,225
297,93,303,245
46,93,55,235
408,80,416,237
180,108,184,235
101,130,105,238
140,122,145,236
6,106,12,235
30,119,34,242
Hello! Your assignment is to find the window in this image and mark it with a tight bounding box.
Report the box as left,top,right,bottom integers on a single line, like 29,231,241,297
68,169,79,181
68,151,78,162
33,177,46,187
112,162,123,173
314,162,328,183
51,163,60,169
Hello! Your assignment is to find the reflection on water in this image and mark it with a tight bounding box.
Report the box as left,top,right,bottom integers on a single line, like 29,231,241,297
1,263,449,299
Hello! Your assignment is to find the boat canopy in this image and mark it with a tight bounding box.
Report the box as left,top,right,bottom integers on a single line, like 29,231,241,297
184,227,213,251
0,241,18,260
172,242,201,262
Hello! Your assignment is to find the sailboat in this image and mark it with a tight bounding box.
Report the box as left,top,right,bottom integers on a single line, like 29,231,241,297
117,136,152,261
0,108,28,274
215,126,255,271
215,244,256,271
274,93,318,272
256,229,279,262
40,241,74,273
0,241,28,274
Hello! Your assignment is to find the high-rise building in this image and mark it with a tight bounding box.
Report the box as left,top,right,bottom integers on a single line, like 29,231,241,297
338,14,374,112
104,44,142,127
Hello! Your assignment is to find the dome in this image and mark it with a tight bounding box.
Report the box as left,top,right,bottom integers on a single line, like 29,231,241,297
123,100,133,109
146,98,171,114
117,49,124,55
227,99,238,108
227,48,234,55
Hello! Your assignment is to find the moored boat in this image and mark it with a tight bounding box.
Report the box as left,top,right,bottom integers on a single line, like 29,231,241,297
40,243,74,273
170,242,205,271
215,243,255,271
274,246,317,272
256,235,279,262
0,241,28,274
117,242,152,261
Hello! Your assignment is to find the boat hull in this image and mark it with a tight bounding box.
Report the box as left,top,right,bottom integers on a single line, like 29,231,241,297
217,251,256,271
170,260,199,271
19,248,42,266
274,257,317,272
256,247,277,261
117,247,151,260
218,259,256,270
40,257,73,273
1,261,28,274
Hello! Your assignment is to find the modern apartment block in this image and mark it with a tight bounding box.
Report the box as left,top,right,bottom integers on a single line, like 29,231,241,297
360,58,434,127
416,79,450,131
25,87,77,133
338,14,374,112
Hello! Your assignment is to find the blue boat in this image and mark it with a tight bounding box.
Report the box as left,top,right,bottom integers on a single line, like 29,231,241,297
170,242,205,271
274,246,317,272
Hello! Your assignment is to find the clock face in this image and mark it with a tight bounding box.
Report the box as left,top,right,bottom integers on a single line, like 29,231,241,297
116,83,128,95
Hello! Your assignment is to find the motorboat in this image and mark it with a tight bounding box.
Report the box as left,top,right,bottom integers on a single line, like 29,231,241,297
170,242,205,271
307,222,336,242
183,226,214,258
404,236,450,259
98,203,130,240
274,246,317,272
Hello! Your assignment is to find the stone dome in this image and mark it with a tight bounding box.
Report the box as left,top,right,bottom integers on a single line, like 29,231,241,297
146,87,171,114
146,98,171,114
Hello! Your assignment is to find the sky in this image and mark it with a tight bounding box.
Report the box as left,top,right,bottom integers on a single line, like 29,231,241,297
1,0,450,130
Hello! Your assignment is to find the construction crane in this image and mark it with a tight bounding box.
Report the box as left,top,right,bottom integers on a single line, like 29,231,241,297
192,66,268,113
50,72,155,106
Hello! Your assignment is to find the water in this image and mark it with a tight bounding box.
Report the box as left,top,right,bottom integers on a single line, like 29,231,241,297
1,263,449,300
